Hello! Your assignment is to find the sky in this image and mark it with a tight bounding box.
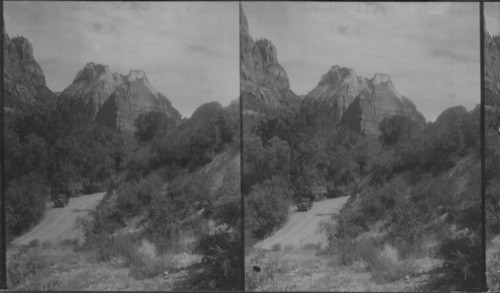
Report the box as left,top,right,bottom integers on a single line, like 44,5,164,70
4,1,239,118
243,2,480,122
485,2,500,36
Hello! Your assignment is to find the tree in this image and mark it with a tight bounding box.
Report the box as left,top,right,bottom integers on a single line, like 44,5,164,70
379,114,420,146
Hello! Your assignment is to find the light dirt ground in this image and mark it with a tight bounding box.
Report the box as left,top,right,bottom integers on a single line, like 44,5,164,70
254,196,349,250
12,192,105,246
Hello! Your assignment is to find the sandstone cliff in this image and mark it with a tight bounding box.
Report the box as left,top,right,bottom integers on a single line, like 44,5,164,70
305,66,426,136
240,5,299,112
94,69,181,133
3,25,56,109
485,28,500,106
61,62,123,117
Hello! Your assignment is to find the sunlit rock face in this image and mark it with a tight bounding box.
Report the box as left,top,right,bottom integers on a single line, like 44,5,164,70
94,69,181,133
485,28,500,106
61,62,124,117
240,6,300,112
306,66,426,136
3,25,56,108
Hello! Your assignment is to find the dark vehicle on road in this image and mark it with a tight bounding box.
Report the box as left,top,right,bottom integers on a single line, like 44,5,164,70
297,198,313,212
53,194,69,208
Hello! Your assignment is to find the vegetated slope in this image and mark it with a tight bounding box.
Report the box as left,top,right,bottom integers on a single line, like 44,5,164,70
485,26,500,292
254,196,348,250
327,105,481,290
12,192,105,246
81,99,242,290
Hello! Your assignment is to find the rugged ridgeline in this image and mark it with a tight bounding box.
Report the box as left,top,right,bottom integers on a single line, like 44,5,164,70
3,25,56,109
485,28,500,106
304,66,426,136
240,6,300,113
63,63,182,133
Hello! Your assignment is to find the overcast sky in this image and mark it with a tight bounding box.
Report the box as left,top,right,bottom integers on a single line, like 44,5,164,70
4,1,238,118
243,2,480,122
485,2,500,36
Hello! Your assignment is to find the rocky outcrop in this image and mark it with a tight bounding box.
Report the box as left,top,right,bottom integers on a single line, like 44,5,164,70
303,66,368,126
485,28,500,106
3,25,56,108
61,62,123,117
305,66,426,136
240,5,299,112
95,69,181,133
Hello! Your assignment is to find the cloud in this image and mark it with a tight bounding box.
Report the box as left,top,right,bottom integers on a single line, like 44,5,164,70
4,1,238,118
91,22,119,36
244,2,479,122
185,44,223,59
430,48,477,63
336,25,361,36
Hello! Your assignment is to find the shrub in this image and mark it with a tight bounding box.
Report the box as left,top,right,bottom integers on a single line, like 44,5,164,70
6,174,48,237
246,177,291,240
435,231,483,290
7,247,51,288
271,243,282,252
487,250,500,292
190,224,243,290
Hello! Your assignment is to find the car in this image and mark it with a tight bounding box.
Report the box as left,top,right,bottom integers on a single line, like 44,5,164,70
53,195,69,208
297,198,313,212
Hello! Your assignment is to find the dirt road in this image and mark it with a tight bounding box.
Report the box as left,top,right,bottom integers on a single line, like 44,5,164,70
12,192,105,246
254,196,349,250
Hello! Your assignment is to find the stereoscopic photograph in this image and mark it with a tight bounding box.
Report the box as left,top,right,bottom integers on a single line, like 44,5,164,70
1,1,496,292
241,2,482,291
3,1,241,291
485,2,500,292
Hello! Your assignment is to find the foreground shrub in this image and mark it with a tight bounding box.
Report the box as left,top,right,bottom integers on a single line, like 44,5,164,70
190,224,242,290
6,174,48,237
488,250,500,292
246,177,291,240
432,230,482,290
7,247,51,288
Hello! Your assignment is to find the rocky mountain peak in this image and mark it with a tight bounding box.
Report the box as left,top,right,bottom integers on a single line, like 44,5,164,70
318,65,356,86
371,73,392,85
74,62,112,83
3,29,55,108
125,69,148,82
240,6,299,112
255,39,278,65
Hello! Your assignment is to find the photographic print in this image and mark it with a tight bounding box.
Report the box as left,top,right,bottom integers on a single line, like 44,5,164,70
3,1,241,291
485,2,500,292
241,2,482,291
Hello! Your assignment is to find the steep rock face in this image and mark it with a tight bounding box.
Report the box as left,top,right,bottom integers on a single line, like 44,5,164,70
485,29,500,106
240,5,299,112
303,66,368,125
95,70,181,133
3,27,56,108
305,66,425,135
61,62,123,117
341,73,426,136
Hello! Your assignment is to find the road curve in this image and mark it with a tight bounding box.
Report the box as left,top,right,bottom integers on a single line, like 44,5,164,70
254,196,349,250
12,192,105,246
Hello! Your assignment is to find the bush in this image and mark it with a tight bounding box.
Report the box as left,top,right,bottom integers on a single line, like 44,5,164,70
190,224,243,290
433,230,482,290
6,174,48,237
271,243,282,251
488,250,500,292
246,177,291,240
7,247,51,288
